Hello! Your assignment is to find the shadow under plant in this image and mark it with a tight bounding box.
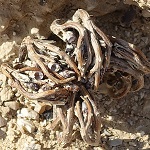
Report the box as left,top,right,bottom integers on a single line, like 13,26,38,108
94,8,150,149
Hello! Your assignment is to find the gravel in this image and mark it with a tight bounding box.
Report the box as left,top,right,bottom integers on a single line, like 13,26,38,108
108,139,123,147
0,1,150,149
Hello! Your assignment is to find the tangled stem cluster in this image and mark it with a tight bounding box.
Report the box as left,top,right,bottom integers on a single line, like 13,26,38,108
1,9,150,146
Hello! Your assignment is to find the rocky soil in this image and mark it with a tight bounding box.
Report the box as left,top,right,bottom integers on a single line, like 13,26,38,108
0,0,150,150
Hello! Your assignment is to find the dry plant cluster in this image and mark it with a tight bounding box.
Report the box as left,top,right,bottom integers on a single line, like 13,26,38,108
1,9,150,147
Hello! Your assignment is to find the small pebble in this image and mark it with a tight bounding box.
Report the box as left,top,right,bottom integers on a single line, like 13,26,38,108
143,99,150,114
34,102,47,114
142,9,150,18
93,147,104,150
129,141,137,146
50,134,55,140
109,139,123,147
134,95,138,101
48,62,61,72
141,37,149,45
40,120,47,127
140,92,145,99
103,129,111,136
34,71,44,80
30,28,39,35
1,106,10,117
0,129,6,138
0,86,14,102
17,118,35,133
13,32,16,36
0,116,7,128
140,131,145,136
26,141,41,150
125,31,130,38
132,105,137,111
4,101,20,110
107,116,113,121
15,92,21,97
17,108,39,120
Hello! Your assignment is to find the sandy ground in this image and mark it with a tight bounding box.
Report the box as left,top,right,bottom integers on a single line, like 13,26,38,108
0,1,150,150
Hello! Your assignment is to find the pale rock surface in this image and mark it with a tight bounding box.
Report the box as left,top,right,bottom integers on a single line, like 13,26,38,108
0,86,14,102
0,73,7,87
0,41,19,62
17,118,35,133
17,108,39,120
17,135,41,150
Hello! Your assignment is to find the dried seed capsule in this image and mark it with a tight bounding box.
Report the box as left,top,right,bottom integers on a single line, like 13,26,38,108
48,62,61,72
34,71,44,80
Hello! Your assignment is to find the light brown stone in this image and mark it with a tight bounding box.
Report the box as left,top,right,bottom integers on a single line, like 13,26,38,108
34,102,47,114
0,86,14,102
34,102,52,114
0,116,7,128
4,101,20,110
18,108,39,120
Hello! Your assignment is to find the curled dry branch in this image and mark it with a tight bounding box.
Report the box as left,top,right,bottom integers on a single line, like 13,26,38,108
1,9,150,147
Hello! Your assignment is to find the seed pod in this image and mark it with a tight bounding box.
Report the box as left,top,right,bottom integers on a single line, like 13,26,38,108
48,62,61,72
34,71,44,80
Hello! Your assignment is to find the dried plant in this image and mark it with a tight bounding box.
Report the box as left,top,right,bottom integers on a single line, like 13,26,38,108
1,9,150,147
